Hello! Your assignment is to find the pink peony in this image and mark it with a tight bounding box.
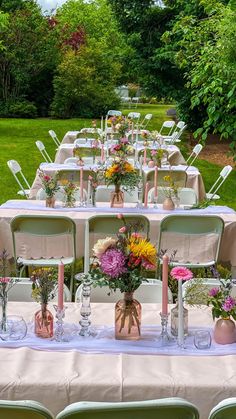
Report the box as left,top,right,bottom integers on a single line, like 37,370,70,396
170,266,193,281
0,277,10,283
222,296,236,312
100,248,127,278
209,287,219,297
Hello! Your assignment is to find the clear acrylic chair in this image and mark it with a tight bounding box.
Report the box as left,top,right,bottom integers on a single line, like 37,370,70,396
48,129,60,147
7,160,31,198
206,165,232,201
35,141,52,163
56,398,199,419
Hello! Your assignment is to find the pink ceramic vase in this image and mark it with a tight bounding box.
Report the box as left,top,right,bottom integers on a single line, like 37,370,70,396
163,197,175,210
213,318,236,344
148,160,155,168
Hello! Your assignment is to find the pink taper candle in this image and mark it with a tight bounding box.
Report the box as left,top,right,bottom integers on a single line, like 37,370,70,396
131,122,134,143
80,167,84,202
162,254,169,315
143,148,147,166
58,262,64,310
154,166,158,198
101,144,105,163
144,181,149,208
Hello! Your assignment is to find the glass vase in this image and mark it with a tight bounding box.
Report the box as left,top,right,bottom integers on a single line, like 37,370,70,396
46,196,55,208
0,293,8,333
171,300,188,337
115,292,141,340
35,303,54,338
64,195,76,208
110,185,124,208
92,189,96,207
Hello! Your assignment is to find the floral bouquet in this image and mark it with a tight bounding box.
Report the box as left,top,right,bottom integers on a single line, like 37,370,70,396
162,174,179,200
88,169,104,206
62,180,78,207
73,145,85,163
107,116,129,137
39,170,60,198
207,278,236,321
89,215,157,338
110,138,133,159
0,249,19,332
104,158,139,192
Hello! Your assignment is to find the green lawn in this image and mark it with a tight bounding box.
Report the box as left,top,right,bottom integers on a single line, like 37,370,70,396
0,103,235,209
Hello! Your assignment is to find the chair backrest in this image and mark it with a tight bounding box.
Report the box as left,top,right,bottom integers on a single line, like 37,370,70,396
186,144,203,166
11,215,76,264
57,169,91,185
182,278,236,301
84,214,150,273
75,279,173,303
148,187,197,205
159,120,175,135
0,399,54,419
146,169,187,188
158,215,224,268
106,110,122,117
36,187,66,201
49,129,60,147
35,141,52,163
128,112,141,120
95,185,138,203
207,165,233,199
56,398,199,419
7,160,30,197
171,124,187,142
208,398,236,419
8,277,71,302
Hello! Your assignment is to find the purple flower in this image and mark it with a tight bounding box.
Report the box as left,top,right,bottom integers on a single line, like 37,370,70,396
209,287,219,297
100,249,127,278
120,138,128,144
222,296,236,312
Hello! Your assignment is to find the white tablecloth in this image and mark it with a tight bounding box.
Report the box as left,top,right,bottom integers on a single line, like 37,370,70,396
1,301,236,418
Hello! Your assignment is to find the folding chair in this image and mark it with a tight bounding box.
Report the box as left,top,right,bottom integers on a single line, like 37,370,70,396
35,141,52,163
158,214,224,269
56,398,199,419
163,123,187,144
0,399,54,419
140,113,153,128
148,187,197,206
206,165,232,200
7,160,31,198
186,144,203,166
10,215,76,294
84,214,150,273
159,120,175,135
146,169,187,188
208,398,236,419
182,278,236,301
95,185,139,203
8,277,71,302
49,129,60,147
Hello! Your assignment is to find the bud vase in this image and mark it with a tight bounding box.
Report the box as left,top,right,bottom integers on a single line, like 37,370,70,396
171,300,188,337
46,196,55,208
35,303,54,338
163,197,175,210
213,318,236,344
115,292,141,340
110,185,124,208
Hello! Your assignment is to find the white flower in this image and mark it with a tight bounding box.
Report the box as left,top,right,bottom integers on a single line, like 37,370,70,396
93,237,117,259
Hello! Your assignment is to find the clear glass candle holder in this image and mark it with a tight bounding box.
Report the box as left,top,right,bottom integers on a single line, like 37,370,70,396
194,330,212,349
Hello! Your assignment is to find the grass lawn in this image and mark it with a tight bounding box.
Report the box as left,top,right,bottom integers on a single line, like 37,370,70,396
0,103,235,209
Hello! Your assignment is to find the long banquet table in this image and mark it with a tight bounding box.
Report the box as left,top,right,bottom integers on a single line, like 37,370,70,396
0,201,236,270
29,163,206,201
1,301,236,419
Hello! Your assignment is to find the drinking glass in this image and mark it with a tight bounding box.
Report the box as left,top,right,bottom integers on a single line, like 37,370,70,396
0,315,27,341
194,330,211,349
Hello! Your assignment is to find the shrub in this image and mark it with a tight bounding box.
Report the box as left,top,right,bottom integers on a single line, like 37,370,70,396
0,100,37,118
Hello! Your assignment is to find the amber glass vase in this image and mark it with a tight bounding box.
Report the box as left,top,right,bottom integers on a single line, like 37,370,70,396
115,292,141,340
46,196,55,208
110,184,124,208
35,303,54,338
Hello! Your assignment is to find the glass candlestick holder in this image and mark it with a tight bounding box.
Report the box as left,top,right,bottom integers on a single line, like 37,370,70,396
78,275,93,337
156,312,174,346
53,305,67,342
153,196,158,209
136,181,143,209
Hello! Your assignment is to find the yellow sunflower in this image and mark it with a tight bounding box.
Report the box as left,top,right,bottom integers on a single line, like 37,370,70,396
128,237,157,266
123,162,135,172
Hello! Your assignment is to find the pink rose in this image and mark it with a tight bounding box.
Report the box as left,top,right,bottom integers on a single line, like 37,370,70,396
119,226,126,233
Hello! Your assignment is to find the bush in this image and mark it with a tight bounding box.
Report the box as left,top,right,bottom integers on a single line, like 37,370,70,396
0,100,37,118
149,97,158,104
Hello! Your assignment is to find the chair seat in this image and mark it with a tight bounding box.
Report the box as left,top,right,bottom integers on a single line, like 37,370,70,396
206,193,220,200
162,260,216,268
17,257,74,266
17,189,30,196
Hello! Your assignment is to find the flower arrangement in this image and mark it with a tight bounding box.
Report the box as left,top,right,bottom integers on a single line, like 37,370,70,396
110,138,133,158
142,148,168,167
207,278,236,321
89,215,157,293
61,180,78,207
0,250,19,331
31,268,57,305
104,158,139,192
162,174,179,199
88,169,104,206
39,170,60,198
107,116,129,137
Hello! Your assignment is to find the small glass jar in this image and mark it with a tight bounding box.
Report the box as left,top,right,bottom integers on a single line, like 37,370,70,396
171,300,188,337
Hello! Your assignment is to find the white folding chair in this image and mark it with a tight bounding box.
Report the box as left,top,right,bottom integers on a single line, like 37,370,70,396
75,279,172,303
106,110,122,117
206,165,232,201
35,141,52,163
163,122,187,143
182,278,236,301
159,120,175,135
36,186,65,201
48,129,60,147
128,112,141,122
140,113,153,128
95,185,138,203
8,277,71,302
7,160,31,198
148,187,197,206
64,157,79,164
186,144,203,166
56,398,199,419
208,398,236,419
0,400,54,419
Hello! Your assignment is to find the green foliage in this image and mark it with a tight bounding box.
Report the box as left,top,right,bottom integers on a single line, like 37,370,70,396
0,100,37,118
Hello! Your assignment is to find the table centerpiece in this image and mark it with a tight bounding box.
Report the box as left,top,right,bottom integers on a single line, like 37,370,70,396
0,249,19,334
39,170,60,208
89,215,157,340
